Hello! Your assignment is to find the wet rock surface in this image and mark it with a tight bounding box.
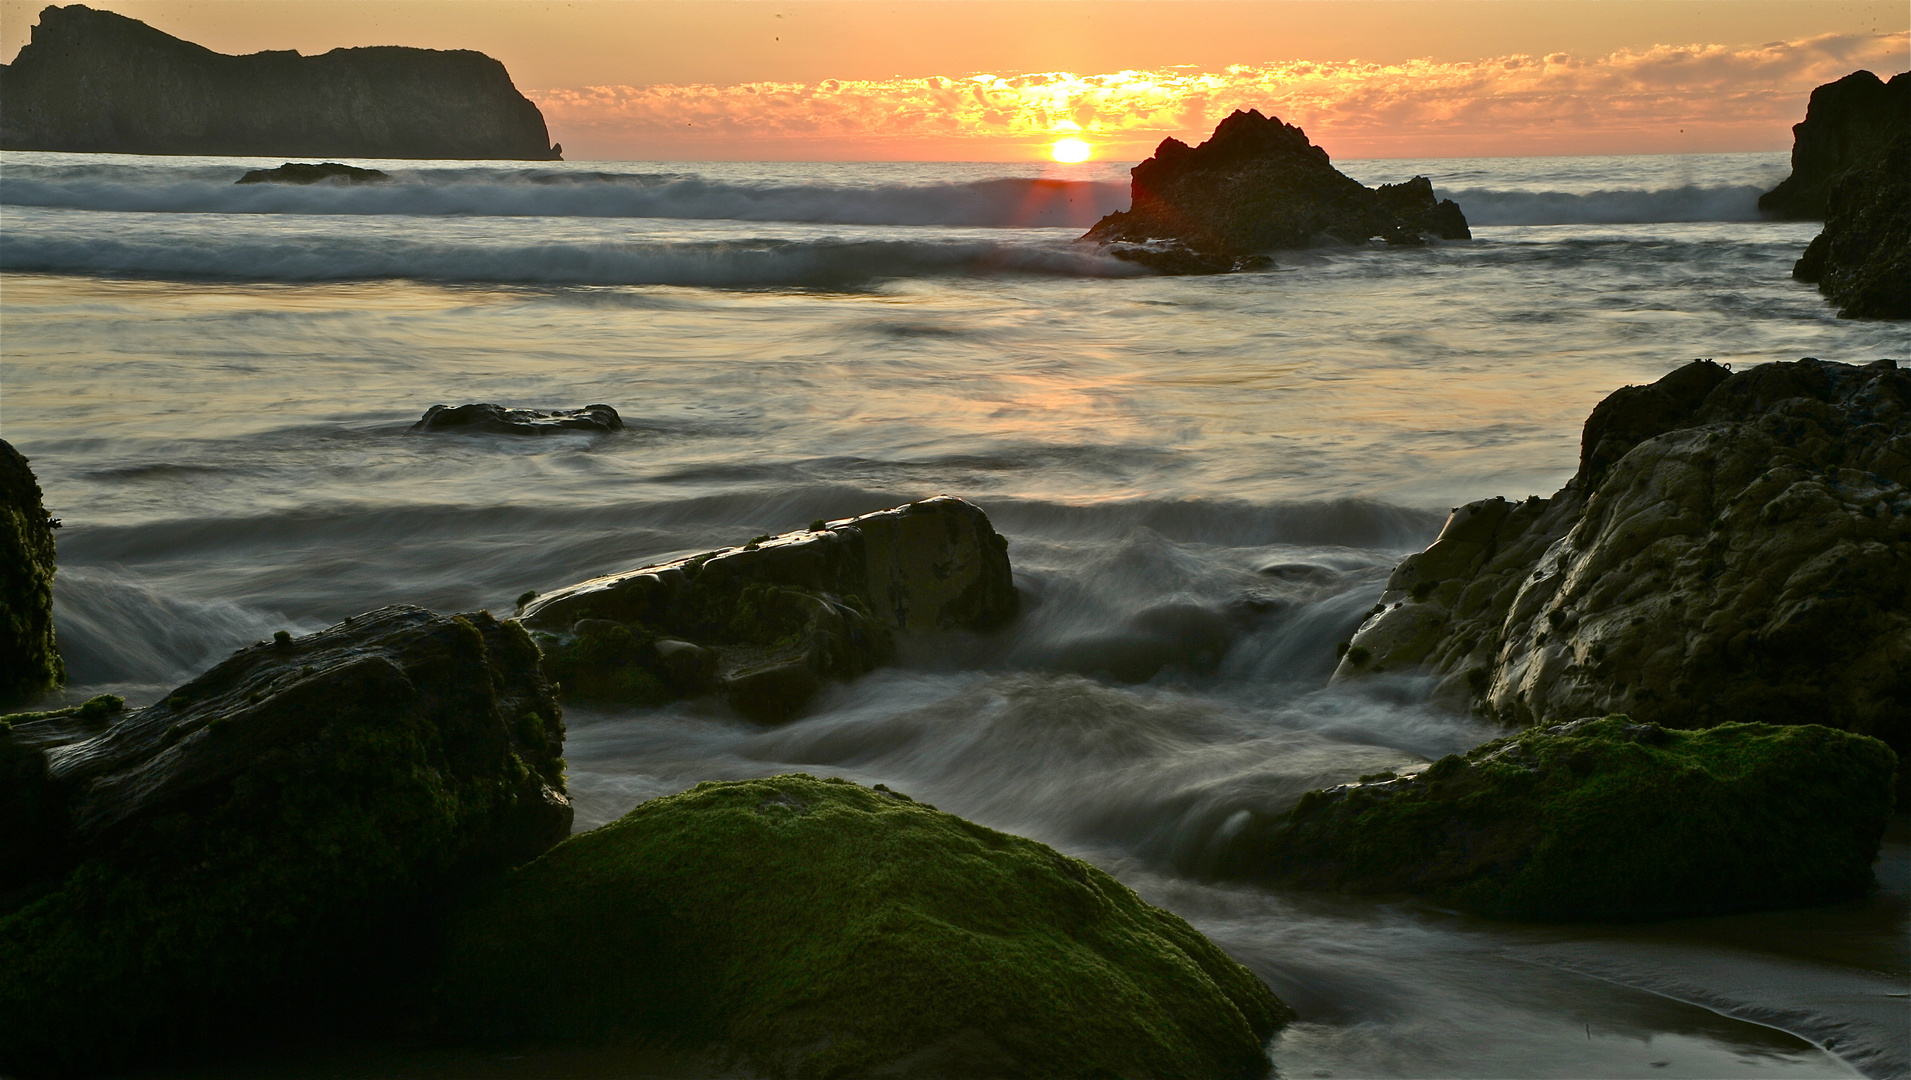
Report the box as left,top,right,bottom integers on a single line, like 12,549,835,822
0,605,570,1078
1759,69,1909,221
523,496,1017,721
0,439,63,706
1081,109,1469,269
443,774,1291,1080
235,161,391,185
1334,359,1911,790
1214,716,1896,919
411,401,624,435
1792,131,1911,319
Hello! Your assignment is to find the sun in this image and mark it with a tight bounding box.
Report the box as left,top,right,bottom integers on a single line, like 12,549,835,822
1049,138,1092,163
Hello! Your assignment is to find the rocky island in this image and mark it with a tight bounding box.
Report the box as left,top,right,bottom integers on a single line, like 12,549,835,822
0,4,561,159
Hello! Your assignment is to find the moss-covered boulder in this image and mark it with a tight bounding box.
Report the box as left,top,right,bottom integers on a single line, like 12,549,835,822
1,439,63,706
442,774,1289,1079
523,496,1017,721
0,605,571,1078
1214,716,1897,920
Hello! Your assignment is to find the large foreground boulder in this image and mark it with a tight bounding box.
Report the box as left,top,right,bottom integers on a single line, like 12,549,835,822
1334,359,1911,793
523,496,1017,720
442,774,1291,1079
1,440,63,706
1758,69,1909,221
1081,109,1469,272
0,605,570,1078
1792,131,1911,319
1213,717,1895,919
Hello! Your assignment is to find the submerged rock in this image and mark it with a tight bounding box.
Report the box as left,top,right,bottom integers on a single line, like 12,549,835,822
1214,716,1896,919
524,496,1018,720
0,4,561,159
0,605,570,1078
1792,131,1911,319
442,774,1291,1079
411,401,624,435
1081,109,1468,270
1758,70,1910,221
0,440,63,705
235,161,391,185
1334,358,1911,794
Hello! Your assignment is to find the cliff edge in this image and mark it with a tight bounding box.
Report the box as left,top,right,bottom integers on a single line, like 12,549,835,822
0,4,560,159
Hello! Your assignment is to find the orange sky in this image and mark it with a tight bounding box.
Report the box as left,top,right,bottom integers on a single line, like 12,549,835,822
3,1,1906,160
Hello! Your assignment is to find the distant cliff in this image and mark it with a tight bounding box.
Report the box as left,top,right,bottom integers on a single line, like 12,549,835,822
0,5,560,160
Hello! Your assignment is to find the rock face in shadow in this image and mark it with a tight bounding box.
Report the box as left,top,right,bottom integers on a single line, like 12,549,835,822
442,774,1292,1079
523,496,1018,721
0,4,560,159
236,161,391,184
0,605,571,1078
1080,109,1469,273
1759,70,1910,221
0,441,63,706
1213,716,1896,919
1333,358,1911,794
411,402,623,435
1792,131,1911,319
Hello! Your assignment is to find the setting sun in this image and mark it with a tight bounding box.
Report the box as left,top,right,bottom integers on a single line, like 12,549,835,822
1049,137,1092,163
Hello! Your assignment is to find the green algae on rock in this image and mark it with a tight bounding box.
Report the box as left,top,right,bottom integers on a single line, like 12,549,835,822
0,606,571,1078
1214,716,1897,920
442,774,1290,1079
1,439,64,706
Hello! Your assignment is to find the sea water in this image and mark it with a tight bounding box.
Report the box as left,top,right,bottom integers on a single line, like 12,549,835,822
1,149,1907,1078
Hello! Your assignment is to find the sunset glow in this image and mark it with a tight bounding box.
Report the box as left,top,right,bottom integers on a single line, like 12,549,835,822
1050,138,1092,163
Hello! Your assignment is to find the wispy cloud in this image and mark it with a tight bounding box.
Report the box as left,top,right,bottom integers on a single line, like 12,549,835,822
531,33,1909,160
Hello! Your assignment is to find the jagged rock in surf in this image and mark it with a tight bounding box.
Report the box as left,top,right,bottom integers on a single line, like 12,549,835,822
0,4,561,159
1792,131,1911,319
1333,358,1911,795
523,496,1018,721
0,440,63,706
1081,109,1469,273
1212,716,1896,919
236,162,391,185
411,402,624,435
0,605,571,1078
1758,70,1910,221
442,774,1293,1079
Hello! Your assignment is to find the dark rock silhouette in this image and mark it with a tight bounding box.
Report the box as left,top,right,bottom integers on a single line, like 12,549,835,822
0,440,63,706
0,605,570,1077
1792,132,1910,319
412,402,623,435
0,4,561,159
1081,109,1469,273
236,161,391,185
1759,70,1910,220
1333,358,1911,796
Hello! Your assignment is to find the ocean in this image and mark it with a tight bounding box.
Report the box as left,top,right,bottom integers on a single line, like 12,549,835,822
2,148,1907,1078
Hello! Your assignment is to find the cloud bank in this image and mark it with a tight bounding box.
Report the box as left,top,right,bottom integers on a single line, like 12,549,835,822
531,33,1909,160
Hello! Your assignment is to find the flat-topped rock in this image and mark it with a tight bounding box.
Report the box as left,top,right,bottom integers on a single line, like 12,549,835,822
236,162,391,185
523,496,1017,720
411,402,623,436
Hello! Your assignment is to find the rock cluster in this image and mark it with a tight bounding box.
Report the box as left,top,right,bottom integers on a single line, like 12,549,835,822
1335,358,1911,793
443,773,1291,1079
0,440,63,706
236,161,391,185
524,496,1018,720
411,402,624,435
1081,109,1469,273
0,4,560,159
1758,70,1909,221
1792,132,1910,319
1214,716,1896,919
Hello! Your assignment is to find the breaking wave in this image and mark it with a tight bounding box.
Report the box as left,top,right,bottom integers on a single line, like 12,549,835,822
1449,183,1770,226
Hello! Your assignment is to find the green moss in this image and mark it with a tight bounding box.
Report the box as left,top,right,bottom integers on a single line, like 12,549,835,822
1,441,64,705
443,775,1289,1079
1344,645,1371,667
1237,717,1896,920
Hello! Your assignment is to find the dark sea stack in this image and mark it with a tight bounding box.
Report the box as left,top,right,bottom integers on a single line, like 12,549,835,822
1081,109,1469,272
1215,717,1896,920
1792,132,1911,319
411,402,623,435
523,496,1018,720
235,161,392,185
1335,358,1911,795
0,606,571,1078
1758,69,1910,221
0,4,561,159
0,440,63,706
442,774,1291,1079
